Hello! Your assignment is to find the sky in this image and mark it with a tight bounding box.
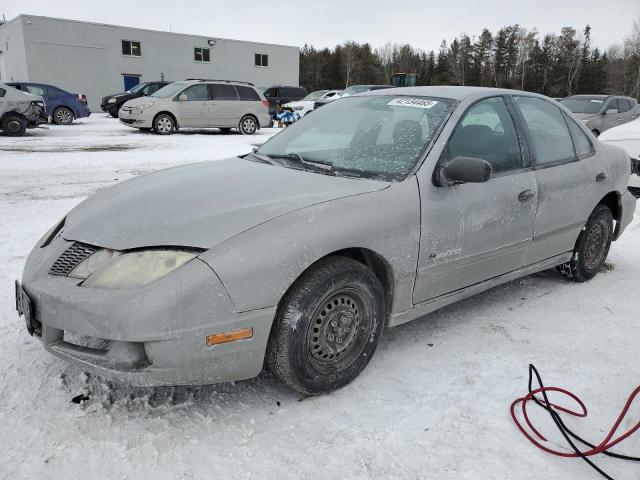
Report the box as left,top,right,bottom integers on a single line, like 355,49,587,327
2,0,639,52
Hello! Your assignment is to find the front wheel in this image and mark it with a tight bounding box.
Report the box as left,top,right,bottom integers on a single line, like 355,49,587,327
558,204,613,282
591,129,600,137
53,107,74,125
2,114,27,136
267,256,384,395
153,113,175,135
238,115,257,135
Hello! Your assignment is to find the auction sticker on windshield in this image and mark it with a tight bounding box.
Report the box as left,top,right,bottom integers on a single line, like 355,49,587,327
387,97,439,109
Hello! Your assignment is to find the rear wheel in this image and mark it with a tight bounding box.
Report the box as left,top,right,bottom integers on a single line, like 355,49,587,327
239,115,257,135
558,204,613,282
153,113,175,135
267,256,384,395
53,106,74,125
107,105,120,118
1,114,27,136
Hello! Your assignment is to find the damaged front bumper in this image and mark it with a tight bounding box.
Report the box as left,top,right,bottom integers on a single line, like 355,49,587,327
17,237,275,387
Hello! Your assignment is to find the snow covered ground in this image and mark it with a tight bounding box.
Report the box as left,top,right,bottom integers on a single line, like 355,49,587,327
1,116,639,480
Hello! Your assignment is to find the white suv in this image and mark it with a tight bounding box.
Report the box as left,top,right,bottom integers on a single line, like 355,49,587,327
119,79,271,135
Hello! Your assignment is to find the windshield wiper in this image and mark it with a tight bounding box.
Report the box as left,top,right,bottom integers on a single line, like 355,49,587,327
265,153,337,175
249,148,279,166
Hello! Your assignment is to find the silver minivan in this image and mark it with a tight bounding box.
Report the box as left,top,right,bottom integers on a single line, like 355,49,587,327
118,79,271,135
560,95,640,136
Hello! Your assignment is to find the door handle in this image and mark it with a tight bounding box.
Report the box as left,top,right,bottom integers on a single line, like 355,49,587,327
596,172,608,183
518,190,535,202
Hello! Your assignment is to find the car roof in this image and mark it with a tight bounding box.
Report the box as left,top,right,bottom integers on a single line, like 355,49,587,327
565,94,611,99
364,85,539,101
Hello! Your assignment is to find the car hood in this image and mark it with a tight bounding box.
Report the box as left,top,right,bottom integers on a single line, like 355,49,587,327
122,96,156,107
63,158,389,250
284,101,310,108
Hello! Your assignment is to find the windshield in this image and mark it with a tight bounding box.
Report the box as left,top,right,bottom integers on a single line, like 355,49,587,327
302,90,329,101
127,82,148,94
560,97,605,114
151,82,187,98
257,95,454,181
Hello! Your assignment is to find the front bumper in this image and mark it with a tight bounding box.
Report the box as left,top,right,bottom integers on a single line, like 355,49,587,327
18,237,275,386
118,107,152,128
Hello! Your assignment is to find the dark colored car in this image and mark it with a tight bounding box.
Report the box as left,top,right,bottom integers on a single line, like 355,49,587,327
101,82,172,117
262,85,307,114
7,82,90,125
313,85,394,110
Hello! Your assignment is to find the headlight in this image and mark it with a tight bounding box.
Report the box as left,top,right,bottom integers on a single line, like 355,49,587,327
107,97,117,104
133,101,154,114
75,249,198,289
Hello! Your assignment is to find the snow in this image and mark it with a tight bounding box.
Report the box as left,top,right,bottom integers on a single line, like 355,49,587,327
599,117,640,188
1,116,640,479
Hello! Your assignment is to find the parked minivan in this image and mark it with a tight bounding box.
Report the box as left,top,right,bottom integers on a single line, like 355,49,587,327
7,82,90,125
560,95,640,136
118,79,270,135
262,85,307,114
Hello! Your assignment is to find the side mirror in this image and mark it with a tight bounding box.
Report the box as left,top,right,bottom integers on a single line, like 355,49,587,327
178,94,187,102
442,156,492,185
605,108,618,115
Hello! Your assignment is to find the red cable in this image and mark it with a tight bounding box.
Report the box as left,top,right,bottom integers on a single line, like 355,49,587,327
511,383,640,458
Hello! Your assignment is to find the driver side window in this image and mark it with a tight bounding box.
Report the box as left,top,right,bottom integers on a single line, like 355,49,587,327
447,97,522,175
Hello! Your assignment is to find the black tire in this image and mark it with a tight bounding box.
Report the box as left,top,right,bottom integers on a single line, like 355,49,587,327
558,204,613,282
153,113,175,135
219,127,232,133
238,115,258,135
267,256,384,395
591,129,600,137
1,114,27,136
107,105,120,118
139,127,152,132
52,106,74,125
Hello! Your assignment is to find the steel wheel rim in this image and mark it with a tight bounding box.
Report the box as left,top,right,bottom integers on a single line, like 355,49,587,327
157,117,172,133
583,219,608,270
306,288,373,374
56,108,72,124
6,119,22,133
242,118,256,133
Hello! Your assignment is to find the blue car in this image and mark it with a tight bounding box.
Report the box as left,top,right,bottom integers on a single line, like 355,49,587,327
7,82,90,125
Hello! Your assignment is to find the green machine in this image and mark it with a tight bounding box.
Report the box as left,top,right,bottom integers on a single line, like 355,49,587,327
392,73,417,87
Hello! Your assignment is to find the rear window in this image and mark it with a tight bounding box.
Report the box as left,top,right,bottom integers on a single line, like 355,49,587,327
281,87,304,97
618,99,631,113
210,84,238,100
237,86,260,101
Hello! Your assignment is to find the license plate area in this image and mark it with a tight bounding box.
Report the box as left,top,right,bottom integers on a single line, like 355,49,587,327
15,280,40,336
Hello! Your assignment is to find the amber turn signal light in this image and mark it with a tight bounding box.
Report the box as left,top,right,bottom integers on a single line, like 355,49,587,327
206,328,253,346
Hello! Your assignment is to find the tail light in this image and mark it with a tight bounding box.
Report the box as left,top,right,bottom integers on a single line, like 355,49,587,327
262,100,270,109
77,94,87,103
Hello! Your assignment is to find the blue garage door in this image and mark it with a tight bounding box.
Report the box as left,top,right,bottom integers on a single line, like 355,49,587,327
123,75,141,91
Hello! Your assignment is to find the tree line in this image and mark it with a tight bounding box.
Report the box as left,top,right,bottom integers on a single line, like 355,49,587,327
299,19,640,100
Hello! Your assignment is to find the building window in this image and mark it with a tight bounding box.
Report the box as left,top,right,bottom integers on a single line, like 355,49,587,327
194,47,211,63
122,40,141,57
255,53,268,67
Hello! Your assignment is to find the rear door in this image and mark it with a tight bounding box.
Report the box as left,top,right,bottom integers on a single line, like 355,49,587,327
511,95,603,265
209,83,241,127
176,84,211,127
414,96,538,302
236,85,263,120
616,98,634,125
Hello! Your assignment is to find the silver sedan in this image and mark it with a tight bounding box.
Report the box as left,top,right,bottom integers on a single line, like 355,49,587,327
16,86,636,394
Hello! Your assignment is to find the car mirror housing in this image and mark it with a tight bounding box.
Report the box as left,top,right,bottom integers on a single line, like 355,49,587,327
442,156,492,185
178,94,187,102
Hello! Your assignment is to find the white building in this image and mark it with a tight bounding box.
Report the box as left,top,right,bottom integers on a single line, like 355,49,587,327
0,15,300,110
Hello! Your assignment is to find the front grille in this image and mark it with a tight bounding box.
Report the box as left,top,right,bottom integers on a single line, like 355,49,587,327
49,242,99,276
120,118,136,124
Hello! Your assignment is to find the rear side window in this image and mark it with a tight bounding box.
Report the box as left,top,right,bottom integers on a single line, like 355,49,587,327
617,99,631,113
25,84,47,96
448,97,522,174
513,96,575,166
210,84,238,100
181,84,209,101
565,116,594,157
237,86,260,101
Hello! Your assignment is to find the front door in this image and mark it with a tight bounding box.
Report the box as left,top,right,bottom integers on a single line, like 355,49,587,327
123,74,140,92
414,96,537,303
177,84,211,128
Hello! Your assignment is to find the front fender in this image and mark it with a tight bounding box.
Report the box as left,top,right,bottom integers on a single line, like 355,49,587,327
200,179,421,315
